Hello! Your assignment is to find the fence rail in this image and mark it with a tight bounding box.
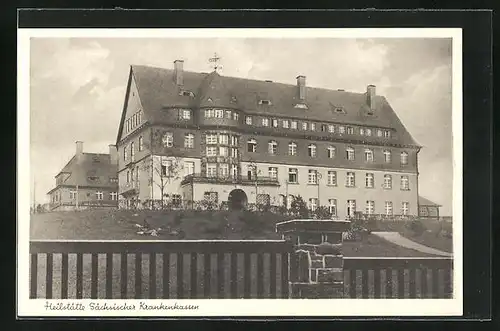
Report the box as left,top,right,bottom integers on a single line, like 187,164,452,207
29,240,292,299
343,257,453,299
29,240,453,300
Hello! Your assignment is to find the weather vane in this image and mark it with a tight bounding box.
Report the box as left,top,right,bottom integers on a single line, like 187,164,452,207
208,52,222,73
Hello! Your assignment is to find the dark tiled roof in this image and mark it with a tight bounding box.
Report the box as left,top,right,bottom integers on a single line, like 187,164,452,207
129,65,419,147
50,153,118,193
418,196,441,207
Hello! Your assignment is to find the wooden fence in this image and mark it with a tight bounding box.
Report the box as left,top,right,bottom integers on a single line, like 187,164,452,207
29,240,453,299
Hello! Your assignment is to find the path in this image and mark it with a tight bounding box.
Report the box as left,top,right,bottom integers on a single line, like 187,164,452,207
372,232,452,257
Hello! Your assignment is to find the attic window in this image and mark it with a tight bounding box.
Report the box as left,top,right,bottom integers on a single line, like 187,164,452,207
88,176,99,181
180,90,195,97
92,156,100,163
259,99,272,105
334,107,346,114
231,96,237,103
294,103,308,109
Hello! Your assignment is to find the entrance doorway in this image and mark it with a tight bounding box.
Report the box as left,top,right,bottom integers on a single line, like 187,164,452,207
228,189,248,210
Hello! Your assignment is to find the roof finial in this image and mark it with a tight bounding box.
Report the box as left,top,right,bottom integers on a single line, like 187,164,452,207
208,52,222,73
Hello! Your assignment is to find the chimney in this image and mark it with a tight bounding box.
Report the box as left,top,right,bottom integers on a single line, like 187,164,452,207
109,144,118,165
296,75,306,101
174,60,184,86
75,141,83,156
367,84,376,110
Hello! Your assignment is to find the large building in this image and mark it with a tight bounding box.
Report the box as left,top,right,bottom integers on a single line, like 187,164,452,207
47,142,119,211
115,60,421,219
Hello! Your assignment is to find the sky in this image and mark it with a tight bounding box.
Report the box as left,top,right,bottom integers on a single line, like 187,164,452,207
29,37,454,215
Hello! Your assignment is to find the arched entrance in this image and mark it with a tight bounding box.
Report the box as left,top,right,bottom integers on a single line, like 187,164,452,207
228,189,248,210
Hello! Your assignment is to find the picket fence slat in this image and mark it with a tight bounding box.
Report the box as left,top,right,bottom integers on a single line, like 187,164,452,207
106,253,113,299
91,253,98,299
176,253,184,299
163,253,170,299
270,253,277,298
76,253,83,299
46,253,53,299
190,253,197,299
61,253,69,299
150,253,157,299
120,253,127,299
203,253,211,298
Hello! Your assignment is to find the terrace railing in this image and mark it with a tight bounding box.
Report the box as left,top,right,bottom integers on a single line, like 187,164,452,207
343,257,453,299
29,240,453,299
181,174,280,187
29,240,293,299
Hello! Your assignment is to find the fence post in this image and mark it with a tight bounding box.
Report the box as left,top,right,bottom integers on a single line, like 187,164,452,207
276,219,350,299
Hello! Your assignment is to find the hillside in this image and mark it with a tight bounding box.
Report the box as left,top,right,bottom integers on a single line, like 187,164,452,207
29,210,447,257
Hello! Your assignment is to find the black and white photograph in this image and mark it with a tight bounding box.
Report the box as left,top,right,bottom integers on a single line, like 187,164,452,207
17,28,463,317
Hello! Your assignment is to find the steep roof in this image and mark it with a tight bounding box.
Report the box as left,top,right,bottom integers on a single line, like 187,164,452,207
129,64,419,147
48,153,118,193
418,196,441,207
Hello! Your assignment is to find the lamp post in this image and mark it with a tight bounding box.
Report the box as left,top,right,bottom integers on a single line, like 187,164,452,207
316,171,322,208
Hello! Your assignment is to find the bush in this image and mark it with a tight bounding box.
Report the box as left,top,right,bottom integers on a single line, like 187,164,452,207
406,219,426,236
290,196,309,218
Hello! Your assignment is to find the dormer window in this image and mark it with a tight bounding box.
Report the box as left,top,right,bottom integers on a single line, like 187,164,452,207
334,107,345,114
231,96,237,103
180,90,195,97
259,99,272,105
294,103,308,109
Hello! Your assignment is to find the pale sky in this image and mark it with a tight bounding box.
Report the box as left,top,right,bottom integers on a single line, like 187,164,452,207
29,37,453,215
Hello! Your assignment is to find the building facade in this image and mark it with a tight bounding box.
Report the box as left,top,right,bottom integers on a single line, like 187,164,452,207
47,142,119,211
418,196,442,219
116,60,421,219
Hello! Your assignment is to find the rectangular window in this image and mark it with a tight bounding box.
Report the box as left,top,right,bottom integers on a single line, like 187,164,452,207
231,148,238,158
206,164,217,177
288,168,298,183
69,191,77,200
321,124,327,132
163,132,173,147
268,141,277,155
328,199,337,216
339,126,345,134
245,116,252,125
206,134,217,145
130,142,135,161
247,165,257,180
327,171,337,185
365,149,374,162
308,198,318,211
365,200,375,215
328,124,335,133
308,170,318,184
383,174,392,189
272,119,278,127
219,146,229,157
346,148,355,160
347,200,356,217
231,136,239,146
219,134,229,145
184,161,195,176
401,152,409,165
302,122,308,130
233,112,239,121
283,120,289,128
384,130,391,138
402,202,409,215
206,146,217,157
138,136,143,151
401,175,410,190
124,145,128,160
231,164,238,178
288,143,297,156
182,109,191,120
96,191,103,200
262,118,269,127
366,128,372,136
347,126,354,134
215,109,224,118
327,146,336,158
377,129,383,137
184,134,194,148
346,172,355,187
365,173,374,188
247,139,257,153
161,159,171,177
110,192,117,201
291,121,298,129
384,150,392,163
385,201,393,216
225,110,232,119
204,109,214,118
219,163,229,177
310,123,316,131
268,167,278,179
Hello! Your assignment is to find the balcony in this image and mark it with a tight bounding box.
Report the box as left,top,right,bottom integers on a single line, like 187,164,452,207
119,181,140,195
181,173,280,187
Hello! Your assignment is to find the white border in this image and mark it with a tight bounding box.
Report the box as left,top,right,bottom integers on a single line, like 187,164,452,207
17,28,463,317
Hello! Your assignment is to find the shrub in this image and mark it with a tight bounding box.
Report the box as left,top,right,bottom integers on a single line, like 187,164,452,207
290,196,309,218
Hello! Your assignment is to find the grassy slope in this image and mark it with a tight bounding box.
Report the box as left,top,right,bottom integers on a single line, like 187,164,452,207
30,210,443,257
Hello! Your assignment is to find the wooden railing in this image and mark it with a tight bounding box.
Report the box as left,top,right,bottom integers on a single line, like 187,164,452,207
29,241,453,299
29,240,293,299
343,257,453,298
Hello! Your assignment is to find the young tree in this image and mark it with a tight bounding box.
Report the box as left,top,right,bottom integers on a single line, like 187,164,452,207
143,156,183,209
